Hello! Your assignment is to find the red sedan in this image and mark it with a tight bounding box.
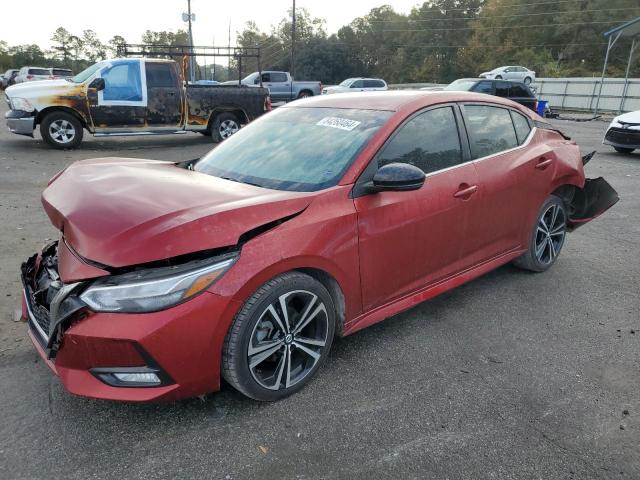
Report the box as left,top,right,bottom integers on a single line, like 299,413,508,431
20,91,618,402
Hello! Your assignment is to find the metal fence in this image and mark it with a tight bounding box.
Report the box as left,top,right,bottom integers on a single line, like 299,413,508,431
531,78,640,114
389,78,640,114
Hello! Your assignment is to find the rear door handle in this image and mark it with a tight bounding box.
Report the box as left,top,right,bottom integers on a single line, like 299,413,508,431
535,158,553,169
453,184,478,199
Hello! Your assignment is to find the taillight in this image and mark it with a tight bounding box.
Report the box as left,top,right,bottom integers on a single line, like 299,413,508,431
534,100,539,114
265,96,272,112
48,75,55,80
26,74,33,80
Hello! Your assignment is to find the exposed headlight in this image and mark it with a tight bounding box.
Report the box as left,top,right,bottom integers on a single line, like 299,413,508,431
610,117,622,128
10,97,34,112
80,254,237,313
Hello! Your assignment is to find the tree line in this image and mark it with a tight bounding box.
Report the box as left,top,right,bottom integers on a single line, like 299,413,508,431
1,0,639,84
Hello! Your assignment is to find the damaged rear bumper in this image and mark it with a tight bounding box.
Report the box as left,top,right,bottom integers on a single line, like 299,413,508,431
567,177,619,229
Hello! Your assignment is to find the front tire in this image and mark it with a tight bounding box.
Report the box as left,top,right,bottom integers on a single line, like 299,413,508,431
495,75,503,80
40,111,83,149
222,272,336,401
211,112,240,143
614,147,635,154
513,195,567,272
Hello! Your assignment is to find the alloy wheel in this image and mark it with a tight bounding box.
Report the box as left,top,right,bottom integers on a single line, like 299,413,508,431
49,119,76,144
248,290,329,391
535,203,566,265
219,119,239,139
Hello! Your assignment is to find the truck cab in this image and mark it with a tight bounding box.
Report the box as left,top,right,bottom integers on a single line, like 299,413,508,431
5,58,269,148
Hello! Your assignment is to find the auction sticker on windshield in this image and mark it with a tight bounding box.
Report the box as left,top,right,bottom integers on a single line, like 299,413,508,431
316,117,361,131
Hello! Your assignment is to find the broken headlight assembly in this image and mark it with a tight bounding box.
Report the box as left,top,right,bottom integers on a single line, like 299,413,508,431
10,97,34,112
80,254,238,313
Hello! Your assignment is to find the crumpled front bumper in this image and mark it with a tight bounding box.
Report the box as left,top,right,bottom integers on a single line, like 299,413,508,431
5,109,35,136
20,242,236,402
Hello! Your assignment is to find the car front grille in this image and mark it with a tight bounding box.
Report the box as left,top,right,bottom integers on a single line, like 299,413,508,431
605,127,640,146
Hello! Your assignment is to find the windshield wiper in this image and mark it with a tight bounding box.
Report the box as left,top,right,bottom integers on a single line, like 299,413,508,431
220,176,264,188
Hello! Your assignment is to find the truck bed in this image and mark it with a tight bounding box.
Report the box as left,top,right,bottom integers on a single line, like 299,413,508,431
185,85,269,129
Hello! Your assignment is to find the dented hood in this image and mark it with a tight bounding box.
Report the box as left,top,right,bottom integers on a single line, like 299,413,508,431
42,158,315,268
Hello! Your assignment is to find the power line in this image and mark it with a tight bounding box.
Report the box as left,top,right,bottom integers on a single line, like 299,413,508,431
379,20,628,33
330,42,607,49
367,7,634,23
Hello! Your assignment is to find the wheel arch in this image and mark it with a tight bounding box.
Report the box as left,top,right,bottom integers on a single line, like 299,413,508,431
297,89,313,98
296,267,346,337
36,106,89,130
207,106,249,129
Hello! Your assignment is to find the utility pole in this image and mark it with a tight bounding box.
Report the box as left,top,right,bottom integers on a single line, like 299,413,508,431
183,0,196,82
228,20,231,81
291,0,296,79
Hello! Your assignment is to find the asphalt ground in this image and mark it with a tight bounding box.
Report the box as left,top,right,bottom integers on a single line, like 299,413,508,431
0,101,638,479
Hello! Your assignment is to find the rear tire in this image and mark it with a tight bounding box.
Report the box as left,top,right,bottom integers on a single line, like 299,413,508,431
513,195,567,272
211,112,240,143
222,272,336,401
40,111,83,149
614,147,635,154
297,90,313,99
524,77,532,85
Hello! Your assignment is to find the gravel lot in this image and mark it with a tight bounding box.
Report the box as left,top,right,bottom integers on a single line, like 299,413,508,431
0,101,638,479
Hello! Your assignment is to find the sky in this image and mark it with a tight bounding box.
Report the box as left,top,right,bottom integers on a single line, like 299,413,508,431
2,0,421,48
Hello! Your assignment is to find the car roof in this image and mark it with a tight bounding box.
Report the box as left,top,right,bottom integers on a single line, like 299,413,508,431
286,90,531,113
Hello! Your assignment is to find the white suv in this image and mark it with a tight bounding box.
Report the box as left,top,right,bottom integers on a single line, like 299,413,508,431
322,78,388,94
14,66,51,83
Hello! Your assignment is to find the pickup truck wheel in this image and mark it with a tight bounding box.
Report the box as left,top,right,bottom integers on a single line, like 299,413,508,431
40,112,83,149
297,90,313,99
212,113,240,143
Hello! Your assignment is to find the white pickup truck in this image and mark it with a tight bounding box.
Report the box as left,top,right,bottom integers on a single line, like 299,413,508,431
222,71,321,102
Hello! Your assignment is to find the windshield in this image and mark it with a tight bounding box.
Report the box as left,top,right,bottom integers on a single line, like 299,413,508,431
195,107,391,192
72,62,106,83
444,79,477,91
241,72,259,84
339,79,354,87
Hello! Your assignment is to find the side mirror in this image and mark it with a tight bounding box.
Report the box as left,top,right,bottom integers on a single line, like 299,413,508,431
369,163,425,192
89,77,105,91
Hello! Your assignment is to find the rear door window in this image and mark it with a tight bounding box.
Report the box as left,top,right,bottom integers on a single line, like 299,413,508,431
377,106,463,175
472,81,494,94
350,80,364,88
510,84,532,98
464,105,519,158
145,63,175,88
270,72,288,82
494,81,510,97
510,110,532,144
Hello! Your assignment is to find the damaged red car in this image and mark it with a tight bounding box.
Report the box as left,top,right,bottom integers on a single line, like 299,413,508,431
21,91,618,402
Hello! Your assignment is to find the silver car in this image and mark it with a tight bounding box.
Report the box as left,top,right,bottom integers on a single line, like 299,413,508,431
479,66,536,85
322,78,388,94
14,66,51,83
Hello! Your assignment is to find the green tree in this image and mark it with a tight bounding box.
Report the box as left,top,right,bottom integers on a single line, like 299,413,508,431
51,27,73,64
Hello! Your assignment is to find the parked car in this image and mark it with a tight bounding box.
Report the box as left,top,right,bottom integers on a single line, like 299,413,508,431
20,91,618,402
48,67,73,80
221,71,321,101
443,78,538,111
603,110,640,154
14,66,51,83
1,69,19,89
479,66,536,85
5,58,270,148
322,78,388,94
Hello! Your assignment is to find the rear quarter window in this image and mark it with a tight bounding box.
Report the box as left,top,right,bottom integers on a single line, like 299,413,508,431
29,68,49,75
510,111,533,144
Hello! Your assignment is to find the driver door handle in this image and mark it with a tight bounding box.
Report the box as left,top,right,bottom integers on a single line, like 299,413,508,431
453,184,478,199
